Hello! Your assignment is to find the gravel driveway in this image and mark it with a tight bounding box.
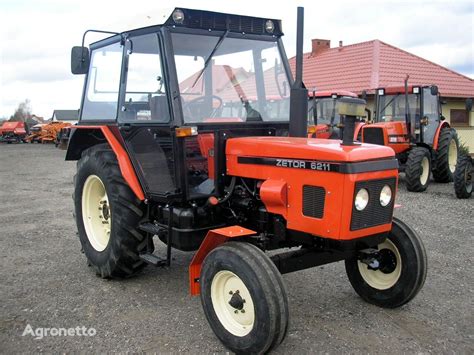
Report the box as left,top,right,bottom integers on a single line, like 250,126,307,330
1,144,472,353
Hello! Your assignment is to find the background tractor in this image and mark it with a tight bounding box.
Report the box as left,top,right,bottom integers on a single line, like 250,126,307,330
307,90,368,139
361,78,459,192
67,8,427,353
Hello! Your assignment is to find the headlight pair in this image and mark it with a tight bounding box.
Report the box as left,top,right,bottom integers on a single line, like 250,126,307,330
354,185,392,211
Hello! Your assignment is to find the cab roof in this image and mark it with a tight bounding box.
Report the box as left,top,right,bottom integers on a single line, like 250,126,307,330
89,8,283,47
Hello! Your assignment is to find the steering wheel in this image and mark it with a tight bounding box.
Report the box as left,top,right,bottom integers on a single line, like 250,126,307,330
183,95,223,114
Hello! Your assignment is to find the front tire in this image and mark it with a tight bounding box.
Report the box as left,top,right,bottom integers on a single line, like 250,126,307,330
345,217,427,308
200,242,289,354
74,144,148,278
405,147,431,192
433,128,459,182
454,155,472,199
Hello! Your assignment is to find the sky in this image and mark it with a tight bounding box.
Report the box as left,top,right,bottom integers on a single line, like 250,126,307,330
0,0,473,119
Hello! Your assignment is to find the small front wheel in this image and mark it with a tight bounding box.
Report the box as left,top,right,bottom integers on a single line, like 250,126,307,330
200,242,289,354
345,217,427,308
405,147,432,192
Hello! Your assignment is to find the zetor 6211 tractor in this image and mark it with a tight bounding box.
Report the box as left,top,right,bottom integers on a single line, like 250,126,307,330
307,90,367,140
67,8,427,353
361,81,459,192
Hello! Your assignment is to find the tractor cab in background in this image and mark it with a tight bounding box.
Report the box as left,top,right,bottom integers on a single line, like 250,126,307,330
307,90,367,139
361,81,459,192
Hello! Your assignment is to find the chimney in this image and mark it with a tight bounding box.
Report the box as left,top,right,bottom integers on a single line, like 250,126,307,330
339,40,343,47
311,38,330,56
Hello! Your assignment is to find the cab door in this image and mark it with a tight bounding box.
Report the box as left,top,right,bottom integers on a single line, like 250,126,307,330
118,32,179,200
421,87,440,145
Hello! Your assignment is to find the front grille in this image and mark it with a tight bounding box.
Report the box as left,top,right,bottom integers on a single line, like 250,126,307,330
350,178,396,230
302,186,326,219
363,127,385,145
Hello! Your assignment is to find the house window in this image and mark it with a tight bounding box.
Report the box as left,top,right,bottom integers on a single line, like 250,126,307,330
450,109,469,126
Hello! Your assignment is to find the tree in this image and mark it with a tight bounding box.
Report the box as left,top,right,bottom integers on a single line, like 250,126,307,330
9,99,32,122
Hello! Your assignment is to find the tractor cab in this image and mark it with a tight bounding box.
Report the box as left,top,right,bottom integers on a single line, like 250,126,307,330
69,8,293,201
361,82,459,192
307,90,366,139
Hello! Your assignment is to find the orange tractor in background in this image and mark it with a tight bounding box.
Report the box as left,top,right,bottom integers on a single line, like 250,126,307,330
308,90,368,139
361,79,459,191
26,121,72,144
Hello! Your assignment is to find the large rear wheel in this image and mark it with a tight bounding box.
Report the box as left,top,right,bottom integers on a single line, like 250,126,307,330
200,242,289,354
433,128,459,182
74,144,149,278
405,147,431,192
454,155,472,199
345,217,427,308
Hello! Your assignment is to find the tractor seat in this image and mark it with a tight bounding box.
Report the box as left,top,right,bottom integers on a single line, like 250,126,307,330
150,95,170,122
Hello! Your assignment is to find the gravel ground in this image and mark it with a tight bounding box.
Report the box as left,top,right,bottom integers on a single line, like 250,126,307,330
1,144,473,353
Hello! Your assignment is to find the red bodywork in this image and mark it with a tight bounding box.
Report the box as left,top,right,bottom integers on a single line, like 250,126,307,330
226,137,397,240
363,121,410,154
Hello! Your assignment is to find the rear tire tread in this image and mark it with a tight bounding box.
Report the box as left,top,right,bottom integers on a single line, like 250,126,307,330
405,147,431,192
74,143,148,278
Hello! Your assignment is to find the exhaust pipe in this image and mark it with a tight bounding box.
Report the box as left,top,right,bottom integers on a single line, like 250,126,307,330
289,7,308,137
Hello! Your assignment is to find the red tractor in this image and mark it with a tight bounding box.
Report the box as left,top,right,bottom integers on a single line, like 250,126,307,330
67,8,426,353
0,121,27,143
361,79,459,192
308,90,368,139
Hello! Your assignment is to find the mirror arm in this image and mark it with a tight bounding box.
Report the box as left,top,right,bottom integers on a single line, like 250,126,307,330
80,29,120,62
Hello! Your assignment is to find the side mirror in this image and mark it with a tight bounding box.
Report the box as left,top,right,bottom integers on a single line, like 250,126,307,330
71,46,90,75
430,85,438,96
466,98,473,112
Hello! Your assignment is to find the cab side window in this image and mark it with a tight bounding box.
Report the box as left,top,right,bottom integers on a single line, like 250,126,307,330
82,41,123,120
120,34,170,123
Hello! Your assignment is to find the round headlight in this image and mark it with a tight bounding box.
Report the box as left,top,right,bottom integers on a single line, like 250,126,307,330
265,20,275,33
355,188,369,211
172,9,185,24
380,185,392,207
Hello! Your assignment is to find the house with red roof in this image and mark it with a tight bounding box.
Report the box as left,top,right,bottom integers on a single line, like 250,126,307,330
290,39,474,152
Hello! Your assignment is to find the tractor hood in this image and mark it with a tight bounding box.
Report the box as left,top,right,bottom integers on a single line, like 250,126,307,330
366,121,407,136
226,137,395,163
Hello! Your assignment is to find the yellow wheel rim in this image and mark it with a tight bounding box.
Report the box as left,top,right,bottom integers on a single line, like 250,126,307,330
358,239,402,290
211,270,255,337
82,175,111,252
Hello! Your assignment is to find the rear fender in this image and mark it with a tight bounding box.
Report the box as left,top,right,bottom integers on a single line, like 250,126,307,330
432,121,450,150
66,126,145,200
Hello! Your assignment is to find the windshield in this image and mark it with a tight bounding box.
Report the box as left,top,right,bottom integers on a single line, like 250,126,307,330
171,33,290,124
308,98,338,125
377,93,420,122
